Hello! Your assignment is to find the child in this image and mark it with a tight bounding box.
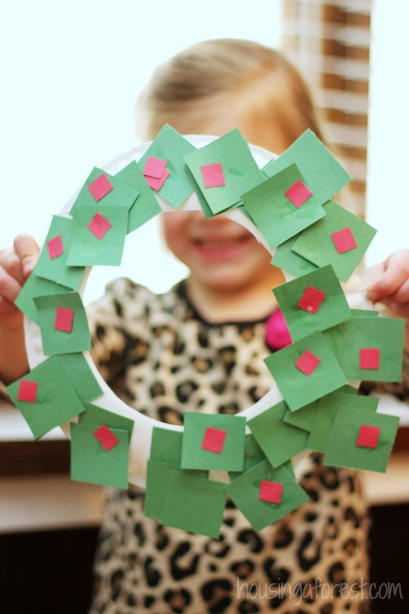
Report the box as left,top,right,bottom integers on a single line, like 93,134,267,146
1,39,409,613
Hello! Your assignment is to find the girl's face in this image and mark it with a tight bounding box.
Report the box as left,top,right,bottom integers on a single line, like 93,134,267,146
162,211,274,292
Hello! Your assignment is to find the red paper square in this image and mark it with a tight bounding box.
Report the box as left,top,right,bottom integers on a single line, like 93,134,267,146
297,286,326,314
17,379,38,403
87,212,112,239
47,236,64,259
93,424,119,451
87,173,113,202
54,306,74,333
200,163,225,188
294,350,321,375
201,427,227,453
331,227,357,254
284,180,313,208
359,348,380,370
356,425,381,449
143,156,168,179
145,168,171,191
259,480,283,504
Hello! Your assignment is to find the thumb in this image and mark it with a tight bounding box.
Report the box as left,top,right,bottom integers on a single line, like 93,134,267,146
13,234,40,278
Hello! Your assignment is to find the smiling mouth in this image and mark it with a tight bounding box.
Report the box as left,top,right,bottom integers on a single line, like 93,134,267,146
193,236,250,248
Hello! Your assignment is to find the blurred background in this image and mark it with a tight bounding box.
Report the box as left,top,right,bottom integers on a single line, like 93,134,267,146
1,1,409,613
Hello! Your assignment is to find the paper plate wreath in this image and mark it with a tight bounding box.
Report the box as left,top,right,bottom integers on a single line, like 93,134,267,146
8,125,405,538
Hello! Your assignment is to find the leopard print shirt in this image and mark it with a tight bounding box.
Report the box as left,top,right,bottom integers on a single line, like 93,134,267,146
88,278,372,614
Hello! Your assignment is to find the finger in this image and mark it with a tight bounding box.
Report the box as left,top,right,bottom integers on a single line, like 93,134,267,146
0,265,22,303
385,278,409,304
367,252,409,302
0,296,18,314
0,248,24,285
13,234,39,278
383,300,409,320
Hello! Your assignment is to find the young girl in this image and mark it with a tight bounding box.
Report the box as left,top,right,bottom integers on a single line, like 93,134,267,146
1,39,409,613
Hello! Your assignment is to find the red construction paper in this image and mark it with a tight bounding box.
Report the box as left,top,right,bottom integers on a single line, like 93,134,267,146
143,156,167,179
284,180,313,208
359,348,380,370
201,427,227,453
294,350,321,375
331,227,357,254
47,236,64,259
259,480,283,504
145,169,171,191
297,286,326,314
93,424,119,451
200,163,225,188
17,379,38,403
87,212,112,239
87,173,113,202
356,424,381,448
54,306,74,333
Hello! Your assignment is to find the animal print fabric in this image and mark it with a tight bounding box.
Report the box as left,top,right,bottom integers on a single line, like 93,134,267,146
88,278,373,614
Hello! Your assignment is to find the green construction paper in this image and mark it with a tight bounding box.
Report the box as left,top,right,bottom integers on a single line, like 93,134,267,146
225,460,309,532
57,353,102,402
69,166,138,217
323,407,399,473
308,391,378,453
114,162,161,232
273,265,351,341
70,422,129,488
14,273,70,324
351,309,379,317
78,400,134,439
229,433,265,480
184,129,265,214
185,166,219,218
182,412,246,471
292,200,377,282
248,401,309,468
150,427,183,465
264,332,347,411
160,469,226,538
138,124,196,208
34,291,91,355
271,234,318,277
66,205,128,266
263,129,351,203
145,460,176,519
7,356,85,439
241,164,325,248
324,316,404,382
34,215,84,290
283,401,317,431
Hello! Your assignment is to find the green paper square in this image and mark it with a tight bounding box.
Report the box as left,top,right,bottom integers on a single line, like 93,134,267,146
57,353,102,402
114,162,161,232
34,291,91,355
138,124,196,208
70,166,138,217
323,407,399,472
264,332,347,411
7,356,85,439
229,433,265,480
15,274,70,324
283,401,317,431
241,164,325,248
185,166,219,218
225,460,309,531
145,460,176,519
351,309,379,318
184,129,265,214
248,401,309,467
66,205,128,266
34,215,84,290
308,391,378,453
271,234,318,277
263,129,351,203
78,400,134,438
273,265,351,341
181,412,246,471
160,469,226,538
150,427,183,465
292,200,377,281
324,316,404,381
70,423,129,488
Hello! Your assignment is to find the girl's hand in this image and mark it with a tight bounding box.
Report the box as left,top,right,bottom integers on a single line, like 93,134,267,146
0,235,39,330
366,249,409,319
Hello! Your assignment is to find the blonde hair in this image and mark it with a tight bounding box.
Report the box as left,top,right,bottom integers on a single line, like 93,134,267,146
137,39,324,152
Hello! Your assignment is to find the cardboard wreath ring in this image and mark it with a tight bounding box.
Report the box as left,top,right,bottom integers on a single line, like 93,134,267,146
23,135,295,489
